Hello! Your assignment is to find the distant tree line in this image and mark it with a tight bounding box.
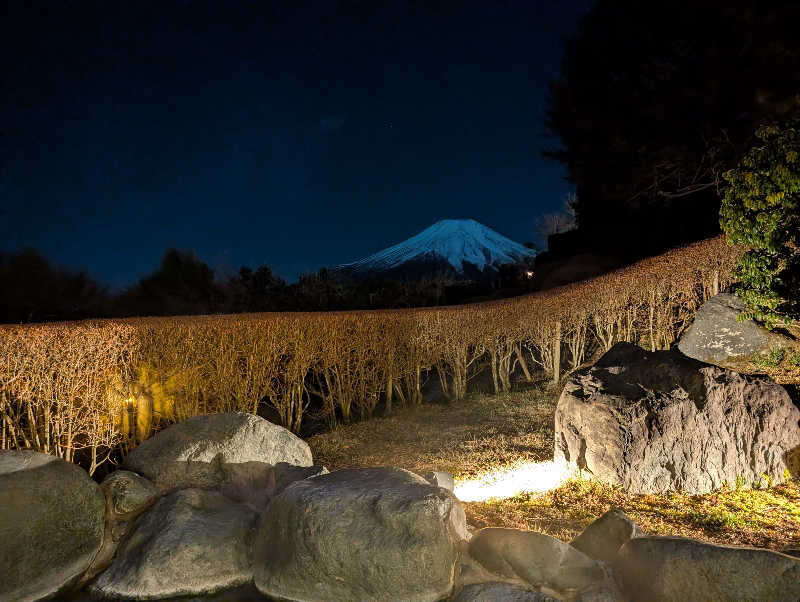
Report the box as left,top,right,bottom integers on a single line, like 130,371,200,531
0,247,536,324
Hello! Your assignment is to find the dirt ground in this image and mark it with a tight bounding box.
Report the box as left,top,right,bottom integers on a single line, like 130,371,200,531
308,383,800,552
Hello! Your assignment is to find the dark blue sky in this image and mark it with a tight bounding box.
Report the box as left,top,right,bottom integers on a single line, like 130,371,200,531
2,1,589,287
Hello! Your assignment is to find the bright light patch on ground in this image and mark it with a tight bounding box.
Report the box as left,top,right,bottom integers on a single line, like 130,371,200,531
454,458,576,502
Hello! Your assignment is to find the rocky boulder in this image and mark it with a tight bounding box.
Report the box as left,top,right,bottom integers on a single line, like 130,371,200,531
423,470,455,492
123,412,313,490
100,469,160,517
554,342,800,493
80,470,163,585
570,508,643,565
678,292,793,367
0,450,106,602
453,582,558,601
468,528,607,595
253,466,467,602
90,488,257,599
615,536,800,601
220,461,328,509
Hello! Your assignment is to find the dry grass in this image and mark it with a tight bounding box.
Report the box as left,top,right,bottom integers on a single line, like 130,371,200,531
723,323,800,385
308,384,800,552
308,387,558,480
467,478,800,552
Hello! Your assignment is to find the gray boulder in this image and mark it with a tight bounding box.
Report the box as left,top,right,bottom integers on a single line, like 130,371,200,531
468,528,606,594
575,585,620,602
678,292,793,367
272,461,328,493
615,536,800,602
554,342,800,494
0,450,106,602
123,412,313,490
570,508,643,564
453,582,558,601
90,488,257,599
81,470,162,586
220,461,328,509
423,470,455,492
253,466,467,602
101,470,160,517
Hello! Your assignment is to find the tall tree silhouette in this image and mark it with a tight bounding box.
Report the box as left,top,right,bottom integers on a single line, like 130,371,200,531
544,0,800,258
0,248,108,323
121,249,221,316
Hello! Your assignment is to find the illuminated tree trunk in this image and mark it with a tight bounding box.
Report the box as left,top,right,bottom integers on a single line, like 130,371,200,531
553,321,561,384
385,371,393,415
515,343,533,382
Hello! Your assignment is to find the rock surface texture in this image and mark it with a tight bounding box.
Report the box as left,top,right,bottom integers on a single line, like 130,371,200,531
123,412,313,490
615,536,800,602
100,469,160,517
0,450,106,602
453,582,559,601
217,461,327,509
90,488,257,600
423,470,455,492
83,470,163,586
253,466,467,602
678,292,793,366
468,528,606,595
554,342,800,493
570,508,643,565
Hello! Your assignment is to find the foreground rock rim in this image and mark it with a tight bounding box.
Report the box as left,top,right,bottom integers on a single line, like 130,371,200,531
90,488,258,600
254,466,467,602
467,527,607,595
615,535,800,602
123,411,313,490
0,450,106,602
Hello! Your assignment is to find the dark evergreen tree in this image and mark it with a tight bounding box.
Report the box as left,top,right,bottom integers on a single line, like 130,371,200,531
120,249,221,316
544,0,800,258
0,248,108,323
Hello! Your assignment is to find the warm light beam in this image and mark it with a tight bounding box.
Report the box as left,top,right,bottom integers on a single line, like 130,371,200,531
453,458,575,502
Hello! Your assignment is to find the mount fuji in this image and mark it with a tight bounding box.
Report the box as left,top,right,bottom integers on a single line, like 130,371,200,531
334,219,536,281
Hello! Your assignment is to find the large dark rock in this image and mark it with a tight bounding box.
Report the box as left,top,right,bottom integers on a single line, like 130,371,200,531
453,582,558,601
82,470,163,586
615,536,800,601
570,509,643,565
678,292,793,366
123,412,313,490
100,470,160,517
554,342,800,493
219,461,328,509
253,466,467,602
90,488,257,599
0,451,106,602
468,528,607,595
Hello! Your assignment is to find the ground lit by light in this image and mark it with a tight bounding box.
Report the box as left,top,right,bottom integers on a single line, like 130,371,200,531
453,458,576,502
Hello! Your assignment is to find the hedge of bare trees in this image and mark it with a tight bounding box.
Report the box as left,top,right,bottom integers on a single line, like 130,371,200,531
0,236,741,473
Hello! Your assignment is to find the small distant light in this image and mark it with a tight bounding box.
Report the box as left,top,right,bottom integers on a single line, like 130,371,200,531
125,397,134,405
525,270,534,278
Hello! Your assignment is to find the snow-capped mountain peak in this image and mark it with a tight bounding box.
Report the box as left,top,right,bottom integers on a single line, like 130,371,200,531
336,219,535,278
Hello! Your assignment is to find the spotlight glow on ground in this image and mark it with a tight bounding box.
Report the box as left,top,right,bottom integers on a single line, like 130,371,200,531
453,458,576,502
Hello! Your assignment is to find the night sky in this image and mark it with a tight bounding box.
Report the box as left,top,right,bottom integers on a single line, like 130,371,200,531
2,1,589,287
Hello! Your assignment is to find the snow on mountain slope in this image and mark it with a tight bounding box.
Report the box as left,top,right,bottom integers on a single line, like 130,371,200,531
337,219,536,276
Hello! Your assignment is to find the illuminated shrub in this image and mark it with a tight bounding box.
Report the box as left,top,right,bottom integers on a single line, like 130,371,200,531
721,119,800,328
0,236,742,472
